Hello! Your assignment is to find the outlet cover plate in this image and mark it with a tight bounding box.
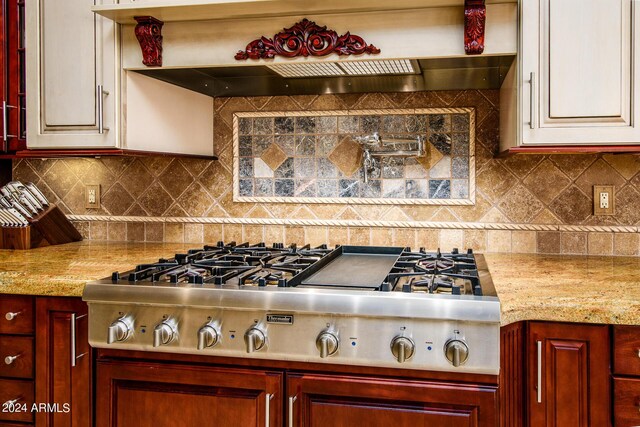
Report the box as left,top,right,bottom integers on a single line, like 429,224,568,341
593,185,615,216
85,185,101,209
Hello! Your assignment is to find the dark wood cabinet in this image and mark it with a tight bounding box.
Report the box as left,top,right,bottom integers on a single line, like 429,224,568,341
286,372,498,427
528,322,610,427
95,359,283,427
35,297,91,427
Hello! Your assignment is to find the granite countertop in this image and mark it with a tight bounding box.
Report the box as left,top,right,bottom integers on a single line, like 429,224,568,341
1,242,638,326
484,253,640,326
0,241,193,297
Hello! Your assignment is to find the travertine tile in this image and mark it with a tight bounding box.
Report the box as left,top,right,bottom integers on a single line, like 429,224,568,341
463,230,487,253
537,231,560,254
393,228,416,248
145,223,164,242
511,231,536,254
327,136,363,177
587,233,614,256
223,224,243,243
549,186,592,224
165,224,184,243
522,159,570,204
439,229,464,251
184,224,204,243
371,228,393,246
285,226,305,245
90,222,108,241
108,222,126,241
487,230,512,253
416,229,440,250
497,185,544,223
328,227,349,247
349,227,370,246
614,233,640,256
126,223,145,242
305,227,328,246
243,225,264,243
561,232,587,255
260,142,288,171
264,225,284,244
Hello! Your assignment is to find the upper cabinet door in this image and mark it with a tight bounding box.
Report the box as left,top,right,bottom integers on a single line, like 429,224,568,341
26,0,117,149
521,0,639,145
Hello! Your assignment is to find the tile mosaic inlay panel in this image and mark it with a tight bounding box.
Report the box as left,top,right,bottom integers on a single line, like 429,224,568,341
233,109,475,204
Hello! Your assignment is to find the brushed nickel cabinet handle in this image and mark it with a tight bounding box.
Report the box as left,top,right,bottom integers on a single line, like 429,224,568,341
97,85,109,134
264,393,273,427
529,72,536,129
288,395,297,427
70,313,87,368
537,340,542,404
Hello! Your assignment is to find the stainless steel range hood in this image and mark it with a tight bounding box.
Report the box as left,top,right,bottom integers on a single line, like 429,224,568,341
133,56,515,97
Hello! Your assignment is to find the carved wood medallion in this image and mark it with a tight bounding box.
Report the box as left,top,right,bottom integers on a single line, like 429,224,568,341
235,18,380,60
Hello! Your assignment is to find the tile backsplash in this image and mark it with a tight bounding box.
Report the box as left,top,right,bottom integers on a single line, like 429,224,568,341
11,90,640,256
233,108,474,203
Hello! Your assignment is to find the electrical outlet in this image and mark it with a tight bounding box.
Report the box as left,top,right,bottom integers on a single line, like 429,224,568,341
593,185,614,216
85,185,101,209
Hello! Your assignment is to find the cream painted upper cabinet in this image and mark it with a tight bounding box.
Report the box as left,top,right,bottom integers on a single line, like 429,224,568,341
519,0,639,145
26,0,118,149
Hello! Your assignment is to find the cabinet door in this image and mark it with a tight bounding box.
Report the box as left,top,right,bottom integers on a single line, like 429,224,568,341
286,373,498,427
521,0,640,145
95,360,282,427
25,0,117,149
35,297,91,427
528,322,610,427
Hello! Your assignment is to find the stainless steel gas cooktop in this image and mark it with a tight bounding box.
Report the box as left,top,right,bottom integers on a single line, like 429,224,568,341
83,242,500,375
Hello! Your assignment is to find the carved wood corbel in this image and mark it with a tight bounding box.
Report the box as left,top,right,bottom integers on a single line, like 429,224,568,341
134,16,164,67
464,0,486,55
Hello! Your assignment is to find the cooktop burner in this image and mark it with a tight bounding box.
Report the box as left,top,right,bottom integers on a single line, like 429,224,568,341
84,241,500,374
106,242,494,297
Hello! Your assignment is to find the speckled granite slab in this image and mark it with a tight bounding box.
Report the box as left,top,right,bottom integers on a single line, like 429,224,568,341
0,241,193,297
1,242,638,327
484,253,640,326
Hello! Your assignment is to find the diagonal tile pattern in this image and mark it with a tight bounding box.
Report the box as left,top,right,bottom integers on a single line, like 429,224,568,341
12,89,640,256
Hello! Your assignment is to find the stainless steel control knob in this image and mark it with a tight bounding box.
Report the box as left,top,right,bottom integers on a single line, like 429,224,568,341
153,318,178,347
244,327,266,353
390,336,415,363
444,339,469,367
315,331,339,358
107,316,133,344
197,323,220,350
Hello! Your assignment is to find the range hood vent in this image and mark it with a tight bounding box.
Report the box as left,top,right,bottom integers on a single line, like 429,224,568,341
267,59,419,78
134,56,515,98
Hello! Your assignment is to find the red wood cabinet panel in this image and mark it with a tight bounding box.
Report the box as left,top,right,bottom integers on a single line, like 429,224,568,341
35,297,91,427
0,335,33,378
0,377,33,423
614,326,640,377
528,322,610,427
286,372,498,427
95,360,282,427
613,377,640,427
0,295,33,334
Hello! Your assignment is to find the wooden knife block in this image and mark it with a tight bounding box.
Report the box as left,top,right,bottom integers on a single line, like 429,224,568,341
0,205,82,250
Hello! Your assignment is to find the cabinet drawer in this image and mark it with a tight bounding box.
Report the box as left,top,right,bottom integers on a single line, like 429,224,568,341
0,378,34,423
0,296,33,335
614,377,640,427
614,326,640,376
0,336,33,379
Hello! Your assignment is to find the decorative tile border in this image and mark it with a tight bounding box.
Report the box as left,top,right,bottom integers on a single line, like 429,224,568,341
67,215,640,233
232,108,476,205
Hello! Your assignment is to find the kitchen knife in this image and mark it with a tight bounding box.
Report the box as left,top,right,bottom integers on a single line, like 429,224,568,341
17,194,39,215
9,196,33,219
0,209,16,227
0,196,11,208
0,209,8,226
0,187,10,198
9,182,43,211
25,182,49,206
6,208,29,227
